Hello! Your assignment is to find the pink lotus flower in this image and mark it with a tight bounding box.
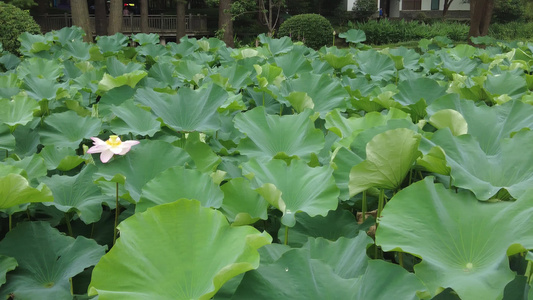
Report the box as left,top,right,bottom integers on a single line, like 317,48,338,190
87,135,140,163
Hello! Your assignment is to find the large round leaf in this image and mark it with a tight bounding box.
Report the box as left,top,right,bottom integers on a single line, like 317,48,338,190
109,99,161,137
428,97,533,155
39,111,102,148
349,128,422,197
280,73,349,116
242,159,339,226
88,199,272,300
41,164,108,224
376,177,533,300
220,177,269,226
136,166,224,212
0,96,39,128
0,174,53,209
431,129,533,200
234,107,324,162
94,140,192,202
135,83,228,132
0,222,105,299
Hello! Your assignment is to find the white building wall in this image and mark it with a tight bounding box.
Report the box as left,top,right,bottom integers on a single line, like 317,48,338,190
443,0,470,10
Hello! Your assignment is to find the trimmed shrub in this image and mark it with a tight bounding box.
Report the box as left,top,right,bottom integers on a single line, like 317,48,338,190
278,14,334,49
0,2,41,54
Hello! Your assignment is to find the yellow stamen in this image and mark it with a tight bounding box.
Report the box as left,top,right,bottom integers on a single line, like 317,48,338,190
106,135,122,147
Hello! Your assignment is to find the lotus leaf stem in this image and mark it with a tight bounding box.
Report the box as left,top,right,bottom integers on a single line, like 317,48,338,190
113,181,119,245
284,225,289,245
65,212,73,237
362,190,367,222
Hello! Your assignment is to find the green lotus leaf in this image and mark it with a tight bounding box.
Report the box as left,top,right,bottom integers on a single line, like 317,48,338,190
40,146,85,171
325,107,411,148
136,166,223,212
0,73,20,99
22,76,67,101
484,71,527,101
0,255,17,287
18,32,52,55
242,159,339,227
62,39,92,61
416,145,450,175
339,29,366,44
234,107,324,162
17,57,62,81
273,47,313,77
428,96,533,155
254,63,284,88
320,47,355,70
131,33,160,45
135,84,228,132
332,146,364,200
394,78,447,116
388,47,421,70
40,165,108,224
376,177,533,300
97,70,147,92
39,111,102,148
440,52,480,76
183,132,221,173
174,59,207,83
88,199,272,300
4,154,47,182
349,128,421,196
430,128,533,200
136,44,169,60
258,34,293,55
146,61,180,89
285,91,314,113
0,54,20,73
96,33,129,53
0,174,53,209
428,109,468,136
278,208,370,247
109,99,161,137
0,222,105,299
12,124,39,156
302,235,373,279
353,260,426,300
220,177,269,226
94,140,192,202
281,73,349,116
355,50,396,81
211,64,253,92
232,247,359,299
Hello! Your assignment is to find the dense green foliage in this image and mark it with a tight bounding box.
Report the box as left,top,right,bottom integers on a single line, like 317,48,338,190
278,13,333,49
350,19,469,45
493,0,524,23
349,19,533,45
353,0,377,21
0,2,40,54
2,26,533,299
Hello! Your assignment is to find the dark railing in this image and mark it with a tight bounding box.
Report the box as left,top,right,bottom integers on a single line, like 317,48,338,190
36,14,208,36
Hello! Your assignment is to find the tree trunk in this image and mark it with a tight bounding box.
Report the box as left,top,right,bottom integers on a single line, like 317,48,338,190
141,0,149,33
442,0,453,18
71,0,94,42
177,0,187,41
95,0,108,36
218,0,234,47
108,0,122,35
468,0,494,39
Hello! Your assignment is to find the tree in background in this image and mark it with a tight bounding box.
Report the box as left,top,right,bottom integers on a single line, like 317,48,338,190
468,0,494,38
1,0,35,9
177,0,187,40
492,0,524,23
71,0,93,42
108,0,122,35
95,0,108,36
353,0,377,21
141,0,149,33
442,0,453,17
219,0,234,46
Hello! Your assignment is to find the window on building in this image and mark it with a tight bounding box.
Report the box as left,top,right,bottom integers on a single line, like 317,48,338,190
403,0,421,10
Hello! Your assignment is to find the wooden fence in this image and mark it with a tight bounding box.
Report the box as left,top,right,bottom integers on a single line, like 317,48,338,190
36,14,209,37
